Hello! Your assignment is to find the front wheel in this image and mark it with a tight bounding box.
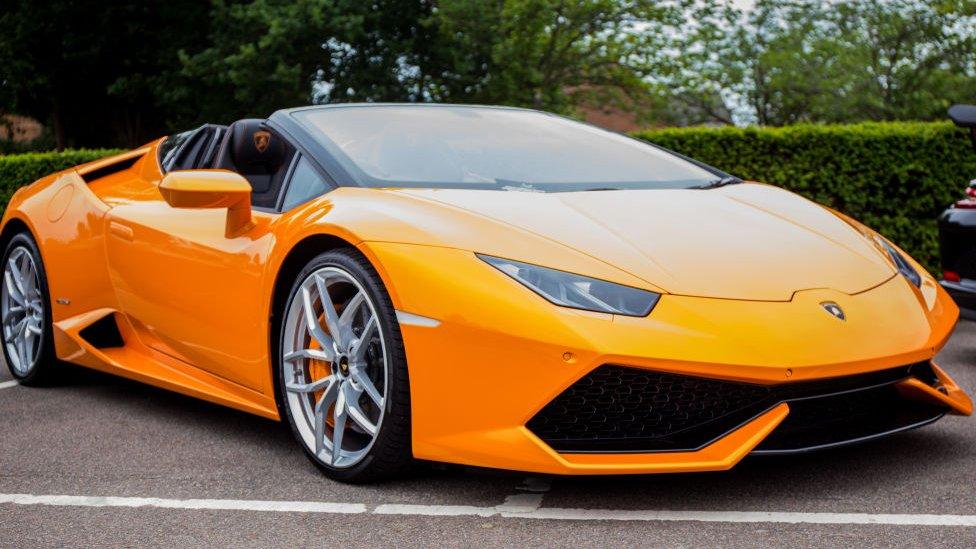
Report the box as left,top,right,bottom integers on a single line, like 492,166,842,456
277,248,412,483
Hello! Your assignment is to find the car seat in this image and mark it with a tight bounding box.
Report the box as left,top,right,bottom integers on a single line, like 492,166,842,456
214,119,294,208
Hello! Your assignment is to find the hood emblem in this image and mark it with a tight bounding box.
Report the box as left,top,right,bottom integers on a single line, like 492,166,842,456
820,301,845,321
253,130,271,153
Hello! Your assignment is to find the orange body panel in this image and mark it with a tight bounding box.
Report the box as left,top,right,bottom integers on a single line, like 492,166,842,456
0,139,969,475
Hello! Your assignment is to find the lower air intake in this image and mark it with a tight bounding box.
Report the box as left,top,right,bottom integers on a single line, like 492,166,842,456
527,363,941,453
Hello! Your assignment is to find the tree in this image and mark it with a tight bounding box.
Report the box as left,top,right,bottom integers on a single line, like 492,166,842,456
170,0,689,124
828,0,976,121
5,0,975,148
426,0,673,115
738,0,976,124
166,0,440,127
0,0,212,148
640,0,744,125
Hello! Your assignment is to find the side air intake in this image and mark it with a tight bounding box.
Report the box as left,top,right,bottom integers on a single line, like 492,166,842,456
78,313,125,349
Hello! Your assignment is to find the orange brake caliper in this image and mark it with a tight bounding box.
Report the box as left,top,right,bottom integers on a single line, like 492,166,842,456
307,313,335,426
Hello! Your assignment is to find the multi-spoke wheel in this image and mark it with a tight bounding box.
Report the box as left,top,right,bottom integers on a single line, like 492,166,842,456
278,249,411,482
1,232,56,385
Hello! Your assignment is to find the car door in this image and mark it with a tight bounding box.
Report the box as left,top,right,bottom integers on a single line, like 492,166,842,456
104,134,288,393
105,204,279,392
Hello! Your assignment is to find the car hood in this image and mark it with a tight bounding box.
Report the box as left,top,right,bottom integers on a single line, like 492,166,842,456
396,183,895,301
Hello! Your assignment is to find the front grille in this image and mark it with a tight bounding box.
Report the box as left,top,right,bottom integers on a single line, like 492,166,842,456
527,367,771,452
527,363,936,453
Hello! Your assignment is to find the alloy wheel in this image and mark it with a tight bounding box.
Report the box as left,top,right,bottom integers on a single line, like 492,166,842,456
282,266,388,469
1,247,44,376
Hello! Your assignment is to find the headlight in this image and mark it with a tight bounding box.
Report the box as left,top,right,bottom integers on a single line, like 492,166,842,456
873,236,922,287
478,254,660,316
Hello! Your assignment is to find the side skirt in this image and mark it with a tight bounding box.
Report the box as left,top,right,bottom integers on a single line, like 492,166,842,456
52,308,279,420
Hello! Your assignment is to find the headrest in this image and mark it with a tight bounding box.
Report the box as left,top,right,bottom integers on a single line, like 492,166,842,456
227,119,286,173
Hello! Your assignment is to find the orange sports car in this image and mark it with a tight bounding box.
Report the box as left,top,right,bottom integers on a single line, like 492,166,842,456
1,104,970,483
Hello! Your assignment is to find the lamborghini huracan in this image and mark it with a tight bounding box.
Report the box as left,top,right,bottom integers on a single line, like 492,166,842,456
1,104,971,483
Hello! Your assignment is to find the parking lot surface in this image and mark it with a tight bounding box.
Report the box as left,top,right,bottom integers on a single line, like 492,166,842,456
1,321,975,548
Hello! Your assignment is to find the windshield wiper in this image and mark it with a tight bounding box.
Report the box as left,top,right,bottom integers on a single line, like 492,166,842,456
691,176,741,190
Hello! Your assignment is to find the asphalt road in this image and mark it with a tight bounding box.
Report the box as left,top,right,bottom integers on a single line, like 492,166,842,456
1,322,975,548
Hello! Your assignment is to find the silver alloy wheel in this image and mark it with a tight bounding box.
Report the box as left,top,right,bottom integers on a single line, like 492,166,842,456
1,247,44,376
282,266,388,469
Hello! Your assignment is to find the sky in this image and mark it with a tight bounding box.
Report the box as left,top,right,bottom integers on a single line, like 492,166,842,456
731,0,756,11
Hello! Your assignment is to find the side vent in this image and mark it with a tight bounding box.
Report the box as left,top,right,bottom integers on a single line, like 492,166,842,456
78,314,125,349
80,155,140,183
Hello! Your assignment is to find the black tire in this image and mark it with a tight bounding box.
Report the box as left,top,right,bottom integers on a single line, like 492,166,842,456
277,248,412,483
0,231,59,386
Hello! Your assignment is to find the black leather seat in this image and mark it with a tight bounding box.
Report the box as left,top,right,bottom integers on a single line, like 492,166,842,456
214,119,293,208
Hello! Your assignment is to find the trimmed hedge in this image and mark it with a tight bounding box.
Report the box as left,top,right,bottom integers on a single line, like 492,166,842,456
0,149,122,213
634,121,976,274
2,122,975,273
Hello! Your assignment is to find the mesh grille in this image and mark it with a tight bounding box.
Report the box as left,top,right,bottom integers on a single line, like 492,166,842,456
527,367,770,452
527,364,928,453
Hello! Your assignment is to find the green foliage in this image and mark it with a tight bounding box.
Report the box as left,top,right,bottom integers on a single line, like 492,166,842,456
5,1,975,144
0,0,212,148
671,0,976,125
0,150,120,212
3,122,974,274
429,0,670,115
167,0,440,127
633,121,976,273
170,0,679,123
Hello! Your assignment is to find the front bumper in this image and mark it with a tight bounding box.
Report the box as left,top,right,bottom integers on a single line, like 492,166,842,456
367,242,971,475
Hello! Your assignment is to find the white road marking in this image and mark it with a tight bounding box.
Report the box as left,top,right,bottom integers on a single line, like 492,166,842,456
2,493,976,526
0,380,18,390
373,503,498,518
0,494,364,514
512,508,976,526
497,494,545,514
501,476,551,513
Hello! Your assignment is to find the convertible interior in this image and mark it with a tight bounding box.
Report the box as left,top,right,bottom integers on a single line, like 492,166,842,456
159,120,295,208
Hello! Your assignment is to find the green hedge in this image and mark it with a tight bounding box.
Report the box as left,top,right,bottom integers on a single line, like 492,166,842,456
634,121,976,274
3,122,975,273
0,149,122,213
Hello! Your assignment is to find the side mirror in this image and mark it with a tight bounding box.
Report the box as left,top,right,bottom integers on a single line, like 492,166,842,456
159,170,254,238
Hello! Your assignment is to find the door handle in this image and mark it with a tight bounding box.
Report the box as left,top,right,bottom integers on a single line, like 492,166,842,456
109,221,134,241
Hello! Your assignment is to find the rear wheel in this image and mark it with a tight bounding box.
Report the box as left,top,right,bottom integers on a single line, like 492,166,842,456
1,232,57,385
278,248,412,483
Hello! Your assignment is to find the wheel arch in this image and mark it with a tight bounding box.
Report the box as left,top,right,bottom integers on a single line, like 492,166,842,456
270,234,356,327
0,216,34,253
268,233,394,416
1,192,49,273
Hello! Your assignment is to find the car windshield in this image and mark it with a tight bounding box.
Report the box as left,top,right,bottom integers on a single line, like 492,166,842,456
291,105,720,192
